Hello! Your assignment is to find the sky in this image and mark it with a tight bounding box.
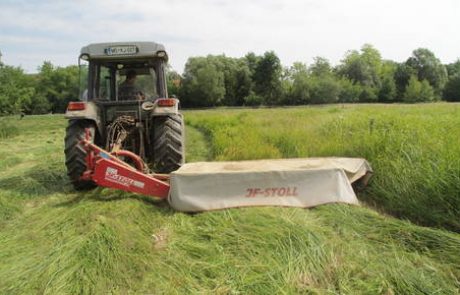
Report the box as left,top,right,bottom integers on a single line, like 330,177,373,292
0,0,459,73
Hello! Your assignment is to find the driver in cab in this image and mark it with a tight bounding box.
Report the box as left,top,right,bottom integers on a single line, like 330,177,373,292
118,70,145,101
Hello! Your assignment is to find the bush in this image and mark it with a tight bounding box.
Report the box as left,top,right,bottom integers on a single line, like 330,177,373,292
30,95,51,115
290,75,310,104
0,65,36,115
309,77,341,104
243,91,264,106
378,76,397,102
338,79,361,103
443,75,460,102
403,76,435,103
359,86,378,102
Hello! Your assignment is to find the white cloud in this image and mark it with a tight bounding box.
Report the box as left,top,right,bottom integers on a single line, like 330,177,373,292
1,0,459,72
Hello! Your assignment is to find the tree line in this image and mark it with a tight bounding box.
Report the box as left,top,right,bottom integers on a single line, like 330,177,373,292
0,61,79,115
1,44,460,115
176,45,460,107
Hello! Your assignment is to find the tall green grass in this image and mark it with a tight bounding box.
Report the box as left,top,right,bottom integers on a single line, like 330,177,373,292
0,117,20,139
186,104,460,232
0,108,459,294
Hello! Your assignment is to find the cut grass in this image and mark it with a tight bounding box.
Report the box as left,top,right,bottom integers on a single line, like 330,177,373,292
0,107,459,294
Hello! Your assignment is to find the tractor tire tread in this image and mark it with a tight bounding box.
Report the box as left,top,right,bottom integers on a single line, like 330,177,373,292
64,120,97,191
150,114,185,173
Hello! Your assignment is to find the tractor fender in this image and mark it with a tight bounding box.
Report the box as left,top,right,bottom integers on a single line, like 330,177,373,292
142,98,180,116
152,106,179,116
64,101,103,137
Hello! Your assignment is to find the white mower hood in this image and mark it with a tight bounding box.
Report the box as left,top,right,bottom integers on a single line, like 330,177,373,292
168,157,372,212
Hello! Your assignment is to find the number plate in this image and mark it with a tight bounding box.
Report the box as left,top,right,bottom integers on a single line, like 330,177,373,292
105,45,138,56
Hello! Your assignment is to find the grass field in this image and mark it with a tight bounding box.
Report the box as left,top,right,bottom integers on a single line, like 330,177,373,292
0,104,459,294
186,104,460,232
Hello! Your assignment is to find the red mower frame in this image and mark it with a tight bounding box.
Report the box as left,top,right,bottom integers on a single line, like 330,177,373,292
80,130,171,199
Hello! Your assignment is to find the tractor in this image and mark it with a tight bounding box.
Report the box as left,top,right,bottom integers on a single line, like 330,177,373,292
64,42,184,190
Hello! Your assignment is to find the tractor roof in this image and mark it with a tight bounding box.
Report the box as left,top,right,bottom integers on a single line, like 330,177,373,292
80,41,168,62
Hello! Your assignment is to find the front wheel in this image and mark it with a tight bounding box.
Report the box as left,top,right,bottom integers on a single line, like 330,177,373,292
64,120,97,190
150,114,185,173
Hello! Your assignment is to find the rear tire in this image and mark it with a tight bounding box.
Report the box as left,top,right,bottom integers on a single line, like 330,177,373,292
64,120,97,190
151,114,185,173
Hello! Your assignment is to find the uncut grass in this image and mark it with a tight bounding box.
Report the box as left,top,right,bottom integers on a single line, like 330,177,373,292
186,104,460,232
0,111,459,294
0,117,20,140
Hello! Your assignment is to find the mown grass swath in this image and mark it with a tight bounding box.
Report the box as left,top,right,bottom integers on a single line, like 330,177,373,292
0,105,459,294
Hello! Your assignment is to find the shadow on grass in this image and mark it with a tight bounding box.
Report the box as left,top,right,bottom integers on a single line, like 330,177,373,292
0,161,171,213
54,187,173,212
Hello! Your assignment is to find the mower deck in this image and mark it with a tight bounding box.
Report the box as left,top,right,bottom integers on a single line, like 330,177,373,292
168,158,372,212
81,138,372,212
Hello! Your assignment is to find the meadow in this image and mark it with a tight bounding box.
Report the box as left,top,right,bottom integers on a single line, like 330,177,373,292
186,104,460,231
0,104,459,294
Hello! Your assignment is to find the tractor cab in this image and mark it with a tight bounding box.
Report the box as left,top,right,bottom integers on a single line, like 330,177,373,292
70,42,178,128
79,42,169,103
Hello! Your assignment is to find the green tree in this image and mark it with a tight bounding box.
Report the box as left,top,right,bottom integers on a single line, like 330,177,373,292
288,62,310,104
337,44,382,88
394,63,416,100
378,76,397,102
0,64,38,115
180,57,225,107
210,56,251,106
309,57,333,77
405,48,447,97
243,91,263,106
309,57,342,104
378,60,397,102
338,78,361,103
359,86,378,102
337,44,383,103
234,61,252,105
309,76,341,104
244,52,261,77
253,51,282,105
244,52,261,99
445,60,460,77
35,62,79,113
180,55,252,107
443,75,460,102
166,65,182,97
403,76,435,103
